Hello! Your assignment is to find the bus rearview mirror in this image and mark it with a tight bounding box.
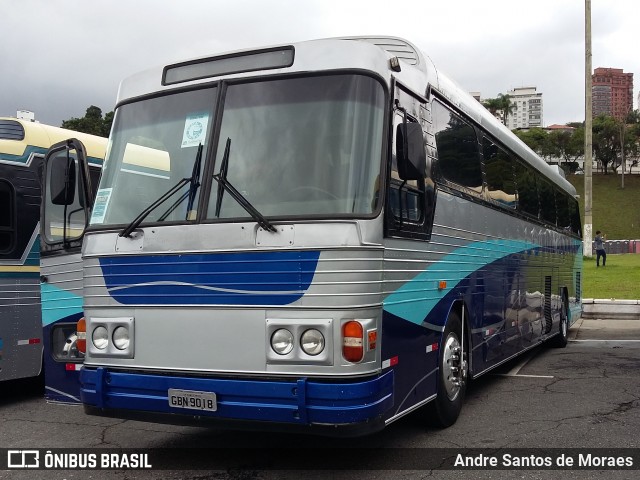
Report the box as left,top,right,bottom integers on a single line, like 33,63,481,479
49,152,77,205
396,122,426,181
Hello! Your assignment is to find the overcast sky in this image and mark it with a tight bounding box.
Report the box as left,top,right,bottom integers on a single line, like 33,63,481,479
2,0,638,127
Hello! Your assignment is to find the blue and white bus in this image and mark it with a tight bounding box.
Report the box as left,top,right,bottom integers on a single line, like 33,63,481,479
47,37,582,434
0,117,105,402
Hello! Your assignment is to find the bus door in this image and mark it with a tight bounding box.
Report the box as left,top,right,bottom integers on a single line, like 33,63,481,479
40,139,94,403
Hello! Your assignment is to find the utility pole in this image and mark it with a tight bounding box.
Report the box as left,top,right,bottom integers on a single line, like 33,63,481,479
621,119,626,189
584,0,593,257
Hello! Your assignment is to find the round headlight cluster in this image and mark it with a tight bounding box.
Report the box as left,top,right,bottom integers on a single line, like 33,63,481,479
91,325,130,351
270,328,325,356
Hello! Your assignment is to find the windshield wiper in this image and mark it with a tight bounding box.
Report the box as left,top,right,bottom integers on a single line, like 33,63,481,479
157,143,203,222
212,138,277,233
119,144,204,238
186,143,204,217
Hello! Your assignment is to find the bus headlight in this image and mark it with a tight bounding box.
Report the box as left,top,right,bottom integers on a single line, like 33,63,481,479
271,329,294,355
112,326,130,350
301,329,325,356
92,326,109,350
86,317,134,359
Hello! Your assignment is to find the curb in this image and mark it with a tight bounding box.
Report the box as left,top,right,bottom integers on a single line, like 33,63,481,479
581,299,640,320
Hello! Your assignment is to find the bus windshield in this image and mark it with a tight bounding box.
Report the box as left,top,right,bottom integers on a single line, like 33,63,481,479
90,74,385,228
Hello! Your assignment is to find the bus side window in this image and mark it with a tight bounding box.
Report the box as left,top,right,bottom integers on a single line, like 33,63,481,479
514,160,539,219
0,180,15,255
539,178,557,226
432,99,482,195
482,137,516,209
568,197,581,237
557,189,571,230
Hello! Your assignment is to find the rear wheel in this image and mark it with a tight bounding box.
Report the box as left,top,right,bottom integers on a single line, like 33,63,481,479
428,311,468,427
552,294,569,348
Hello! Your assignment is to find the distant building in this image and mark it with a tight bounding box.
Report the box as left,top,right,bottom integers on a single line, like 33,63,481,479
546,124,575,133
505,87,543,130
592,67,633,120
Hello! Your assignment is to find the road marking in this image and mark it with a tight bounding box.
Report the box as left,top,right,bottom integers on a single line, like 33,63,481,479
571,339,640,342
570,339,640,348
492,350,554,378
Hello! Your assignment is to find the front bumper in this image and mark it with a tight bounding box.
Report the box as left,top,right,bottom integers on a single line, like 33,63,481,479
80,367,394,435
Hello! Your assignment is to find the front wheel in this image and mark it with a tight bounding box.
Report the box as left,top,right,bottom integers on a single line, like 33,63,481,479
427,311,468,428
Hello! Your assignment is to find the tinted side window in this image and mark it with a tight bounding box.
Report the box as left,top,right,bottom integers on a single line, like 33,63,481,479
0,180,15,253
432,100,482,193
569,196,582,237
539,178,556,225
483,137,516,209
514,161,538,218
557,190,571,229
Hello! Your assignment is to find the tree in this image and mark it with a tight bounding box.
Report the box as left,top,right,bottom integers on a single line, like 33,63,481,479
482,97,503,116
482,94,514,126
513,127,548,158
547,129,584,173
592,115,621,174
496,93,515,126
514,125,584,175
61,106,113,137
624,109,640,163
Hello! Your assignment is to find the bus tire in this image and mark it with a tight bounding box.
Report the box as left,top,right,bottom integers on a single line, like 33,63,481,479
427,311,467,428
551,294,569,348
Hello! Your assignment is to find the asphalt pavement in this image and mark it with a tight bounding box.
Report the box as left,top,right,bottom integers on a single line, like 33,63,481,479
1,305,640,480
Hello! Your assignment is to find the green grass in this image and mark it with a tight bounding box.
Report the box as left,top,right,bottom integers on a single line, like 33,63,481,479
565,174,640,299
567,174,640,240
582,253,640,299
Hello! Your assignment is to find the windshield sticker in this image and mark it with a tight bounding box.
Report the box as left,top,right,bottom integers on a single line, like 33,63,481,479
182,113,209,148
90,188,113,224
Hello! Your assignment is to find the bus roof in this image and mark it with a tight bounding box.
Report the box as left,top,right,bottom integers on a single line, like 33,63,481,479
114,36,575,196
0,117,107,166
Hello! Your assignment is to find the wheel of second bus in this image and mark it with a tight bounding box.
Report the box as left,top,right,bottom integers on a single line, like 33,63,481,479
428,310,467,428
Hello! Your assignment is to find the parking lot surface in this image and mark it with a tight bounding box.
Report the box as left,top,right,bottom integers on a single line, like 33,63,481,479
1,317,640,479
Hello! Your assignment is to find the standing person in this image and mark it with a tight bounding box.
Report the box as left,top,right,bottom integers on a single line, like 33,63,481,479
595,230,607,267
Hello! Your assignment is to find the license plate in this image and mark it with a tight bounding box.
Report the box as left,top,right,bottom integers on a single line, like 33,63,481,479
168,388,217,412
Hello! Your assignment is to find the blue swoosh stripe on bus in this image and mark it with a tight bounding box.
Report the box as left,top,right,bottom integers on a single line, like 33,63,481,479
383,239,542,325
0,145,48,164
41,283,83,326
99,250,320,306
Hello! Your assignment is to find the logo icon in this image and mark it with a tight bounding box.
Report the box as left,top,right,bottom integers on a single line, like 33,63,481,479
7,450,39,468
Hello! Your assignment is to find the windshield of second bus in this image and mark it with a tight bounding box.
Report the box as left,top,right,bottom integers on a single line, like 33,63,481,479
90,74,384,228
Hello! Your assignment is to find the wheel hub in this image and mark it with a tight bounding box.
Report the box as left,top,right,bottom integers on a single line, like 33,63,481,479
443,333,466,400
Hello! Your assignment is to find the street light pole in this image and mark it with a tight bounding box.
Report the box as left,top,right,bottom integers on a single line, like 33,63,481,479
584,0,593,257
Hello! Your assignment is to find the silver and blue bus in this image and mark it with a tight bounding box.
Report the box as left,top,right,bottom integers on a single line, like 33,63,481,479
40,137,105,403
47,37,581,434
0,117,105,402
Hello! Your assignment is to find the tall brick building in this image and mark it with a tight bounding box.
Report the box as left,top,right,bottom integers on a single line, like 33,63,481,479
592,67,633,120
